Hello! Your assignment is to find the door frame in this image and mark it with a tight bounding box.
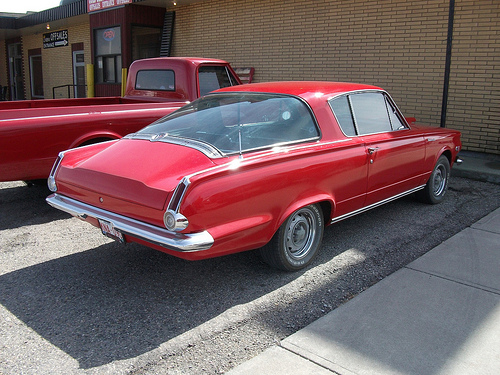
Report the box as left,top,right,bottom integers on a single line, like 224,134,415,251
72,50,86,98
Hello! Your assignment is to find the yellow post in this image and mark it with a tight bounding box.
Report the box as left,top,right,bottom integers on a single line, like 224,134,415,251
121,68,128,97
86,64,95,98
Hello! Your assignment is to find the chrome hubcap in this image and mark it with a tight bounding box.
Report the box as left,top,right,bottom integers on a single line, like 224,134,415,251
433,165,447,196
285,209,316,260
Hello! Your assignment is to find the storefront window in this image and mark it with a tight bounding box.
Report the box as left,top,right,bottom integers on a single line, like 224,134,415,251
94,26,122,83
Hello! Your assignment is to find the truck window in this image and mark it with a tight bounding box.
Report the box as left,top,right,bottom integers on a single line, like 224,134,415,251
198,66,239,96
135,70,175,91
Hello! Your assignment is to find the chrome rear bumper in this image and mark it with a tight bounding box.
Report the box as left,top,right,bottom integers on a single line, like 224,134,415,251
46,193,214,252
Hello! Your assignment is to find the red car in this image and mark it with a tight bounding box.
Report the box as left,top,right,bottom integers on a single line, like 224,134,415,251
46,82,462,271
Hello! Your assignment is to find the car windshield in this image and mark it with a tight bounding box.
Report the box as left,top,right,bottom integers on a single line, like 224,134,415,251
137,93,320,155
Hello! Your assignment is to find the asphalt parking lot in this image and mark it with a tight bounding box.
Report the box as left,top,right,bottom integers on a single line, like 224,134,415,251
1,176,499,374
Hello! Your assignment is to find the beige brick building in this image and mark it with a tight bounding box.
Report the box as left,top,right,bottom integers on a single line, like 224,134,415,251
169,0,499,154
1,0,498,154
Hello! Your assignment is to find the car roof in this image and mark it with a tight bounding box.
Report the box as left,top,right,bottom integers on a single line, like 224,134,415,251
215,81,383,101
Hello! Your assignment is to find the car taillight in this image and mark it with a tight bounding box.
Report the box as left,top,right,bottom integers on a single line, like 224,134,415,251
163,210,189,232
164,177,190,231
47,151,66,192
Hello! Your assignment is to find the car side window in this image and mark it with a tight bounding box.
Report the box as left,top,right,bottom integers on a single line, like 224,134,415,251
385,96,408,130
329,95,357,137
350,92,392,135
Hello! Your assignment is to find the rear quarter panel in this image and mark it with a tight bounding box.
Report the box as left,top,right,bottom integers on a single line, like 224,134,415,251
179,141,368,259
412,125,462,176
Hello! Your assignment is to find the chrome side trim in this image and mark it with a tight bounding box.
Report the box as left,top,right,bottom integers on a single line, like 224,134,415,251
330,185,426,224
46,194,214,253
157,136,224,158
125,133,225,159
47,151,66,192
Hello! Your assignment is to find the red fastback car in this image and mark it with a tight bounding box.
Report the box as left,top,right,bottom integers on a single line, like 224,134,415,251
47,82,462,271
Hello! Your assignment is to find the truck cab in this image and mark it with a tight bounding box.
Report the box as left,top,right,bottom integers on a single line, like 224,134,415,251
124,57,241,102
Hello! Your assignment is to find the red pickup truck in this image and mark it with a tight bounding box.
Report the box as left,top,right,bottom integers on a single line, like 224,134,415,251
0,57,241,182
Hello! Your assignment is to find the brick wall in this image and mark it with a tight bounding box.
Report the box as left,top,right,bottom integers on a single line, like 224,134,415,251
169,0,499,154
446,0,499,154
22,21,91,99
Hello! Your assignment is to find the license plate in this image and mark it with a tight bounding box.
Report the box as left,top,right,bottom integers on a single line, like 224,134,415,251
98,219,124,243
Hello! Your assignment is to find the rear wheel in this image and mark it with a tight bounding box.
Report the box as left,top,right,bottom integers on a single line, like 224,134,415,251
260,204,324,271
417,155,450,204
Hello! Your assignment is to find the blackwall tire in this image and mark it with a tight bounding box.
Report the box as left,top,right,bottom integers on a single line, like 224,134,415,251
260,204,324,271
417,155,451,204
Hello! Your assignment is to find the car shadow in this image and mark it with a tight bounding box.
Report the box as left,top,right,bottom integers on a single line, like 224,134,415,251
253,176,500,337
250,182,500,375
1,177,498,370
0,182,68,230
0,240,314,369
0,196,422,370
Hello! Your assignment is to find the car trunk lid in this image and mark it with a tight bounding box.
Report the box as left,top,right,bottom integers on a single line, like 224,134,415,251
57,139,217,211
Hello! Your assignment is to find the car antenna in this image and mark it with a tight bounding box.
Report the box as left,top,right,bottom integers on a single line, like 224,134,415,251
238,102,243,159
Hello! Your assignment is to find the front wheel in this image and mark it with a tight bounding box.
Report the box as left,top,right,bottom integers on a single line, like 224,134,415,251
260,204,324,271
417,155,450,204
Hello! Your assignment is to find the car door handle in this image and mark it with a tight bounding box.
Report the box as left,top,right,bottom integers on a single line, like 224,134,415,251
368,147,379,155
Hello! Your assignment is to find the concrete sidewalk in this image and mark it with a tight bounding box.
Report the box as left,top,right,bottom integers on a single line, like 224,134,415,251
452,150,500,184
228,153,500,375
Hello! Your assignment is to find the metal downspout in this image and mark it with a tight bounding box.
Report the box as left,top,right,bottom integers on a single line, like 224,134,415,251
440,0,455,128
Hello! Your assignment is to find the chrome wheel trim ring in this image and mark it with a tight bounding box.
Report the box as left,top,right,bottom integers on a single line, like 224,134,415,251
433,164,447,196
284,208,317,260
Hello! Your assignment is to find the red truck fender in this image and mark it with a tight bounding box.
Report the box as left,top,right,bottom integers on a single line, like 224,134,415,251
69,131,123,149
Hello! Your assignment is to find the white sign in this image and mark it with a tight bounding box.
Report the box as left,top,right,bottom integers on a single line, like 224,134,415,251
43,30,69,49
88,0,132,13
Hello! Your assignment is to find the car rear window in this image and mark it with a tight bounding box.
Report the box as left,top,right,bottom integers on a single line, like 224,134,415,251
138,93,320,155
